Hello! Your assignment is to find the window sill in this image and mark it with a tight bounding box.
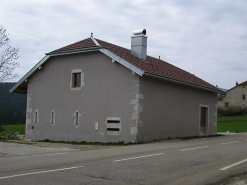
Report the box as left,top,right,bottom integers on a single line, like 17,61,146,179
71,87,82,91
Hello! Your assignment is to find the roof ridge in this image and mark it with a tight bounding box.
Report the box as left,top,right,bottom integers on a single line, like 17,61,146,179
96,38,215,88
51,37,97,53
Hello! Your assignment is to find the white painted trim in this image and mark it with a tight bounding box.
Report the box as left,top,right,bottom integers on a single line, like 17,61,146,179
99,48,145,76
199,104,209,135
91,37,100,46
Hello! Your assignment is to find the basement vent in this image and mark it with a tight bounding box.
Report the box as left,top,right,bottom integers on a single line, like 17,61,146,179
106,117,121,136
107,120,120,123
107,128,120,131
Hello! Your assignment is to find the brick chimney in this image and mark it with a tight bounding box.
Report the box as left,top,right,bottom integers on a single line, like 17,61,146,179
131,29,147,61
236,81,238,86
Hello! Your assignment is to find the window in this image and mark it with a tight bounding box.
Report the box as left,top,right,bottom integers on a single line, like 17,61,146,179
75,112,79,125
225,102,229,107
50,111,55,126
242,104,245,109
73,110,80,128
242,95,245,100
70,69,84,91
73,73,81,87
34,109,39,125
106,117,121,136
35,112,38,124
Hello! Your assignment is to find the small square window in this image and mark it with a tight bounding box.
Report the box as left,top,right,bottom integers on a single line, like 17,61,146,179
225,102,229,107
242,95,245,100
73,73,81,87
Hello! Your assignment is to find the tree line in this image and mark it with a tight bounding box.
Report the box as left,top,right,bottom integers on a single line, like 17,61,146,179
0,82,26,125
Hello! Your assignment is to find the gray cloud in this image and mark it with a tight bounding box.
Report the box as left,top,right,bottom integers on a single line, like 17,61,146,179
0,0,246,89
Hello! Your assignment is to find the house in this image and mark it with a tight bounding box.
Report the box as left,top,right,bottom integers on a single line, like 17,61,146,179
10,29,224,142
218,81,247,108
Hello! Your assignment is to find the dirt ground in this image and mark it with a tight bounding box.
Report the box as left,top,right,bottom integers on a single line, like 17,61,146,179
217,174,247,185
5,140,120,150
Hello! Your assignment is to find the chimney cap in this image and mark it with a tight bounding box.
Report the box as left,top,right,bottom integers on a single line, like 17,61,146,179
133,29,146,35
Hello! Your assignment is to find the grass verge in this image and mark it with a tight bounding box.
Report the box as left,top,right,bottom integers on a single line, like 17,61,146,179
180,134,224,140
38,139,144,146
0,124,25,137
217,115,247,133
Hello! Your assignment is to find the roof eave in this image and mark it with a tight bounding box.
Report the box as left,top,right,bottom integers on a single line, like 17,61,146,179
144,73,225,95
10,55,51,94
10,46,105,94
46,46,104,56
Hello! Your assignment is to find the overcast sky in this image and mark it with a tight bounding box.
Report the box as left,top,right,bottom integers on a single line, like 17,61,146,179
1,0,246,89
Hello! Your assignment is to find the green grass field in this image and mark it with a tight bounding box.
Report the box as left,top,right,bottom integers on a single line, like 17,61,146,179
217,115,247,133
0,124,25,136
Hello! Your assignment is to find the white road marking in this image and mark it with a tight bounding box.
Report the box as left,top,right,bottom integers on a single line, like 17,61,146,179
220,158,247,170
0,152,67,160
180,146,209,152
220,141,239,145
0,165,84,180
113,153,164,162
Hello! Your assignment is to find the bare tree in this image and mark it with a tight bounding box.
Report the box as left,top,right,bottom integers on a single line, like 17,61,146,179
0,26,19,83
0,26,19,132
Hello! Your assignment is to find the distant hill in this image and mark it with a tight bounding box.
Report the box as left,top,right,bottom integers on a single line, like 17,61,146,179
0,83,27,125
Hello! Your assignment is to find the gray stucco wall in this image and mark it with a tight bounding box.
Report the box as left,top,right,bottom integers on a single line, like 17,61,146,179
25,51,138,142
137,76,218,142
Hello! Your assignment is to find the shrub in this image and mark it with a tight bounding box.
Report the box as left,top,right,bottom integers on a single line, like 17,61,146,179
0,125,5,132
218,106,247,116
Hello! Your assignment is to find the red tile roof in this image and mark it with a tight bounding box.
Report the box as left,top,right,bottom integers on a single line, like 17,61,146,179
238,81,247,86
53,38,97,52
51,37,222,93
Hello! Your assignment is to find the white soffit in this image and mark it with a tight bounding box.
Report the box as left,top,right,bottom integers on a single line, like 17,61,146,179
91,37,100,46
100,48,144,76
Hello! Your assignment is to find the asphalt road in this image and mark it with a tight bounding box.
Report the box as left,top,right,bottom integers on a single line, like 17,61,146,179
0,133,247,185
